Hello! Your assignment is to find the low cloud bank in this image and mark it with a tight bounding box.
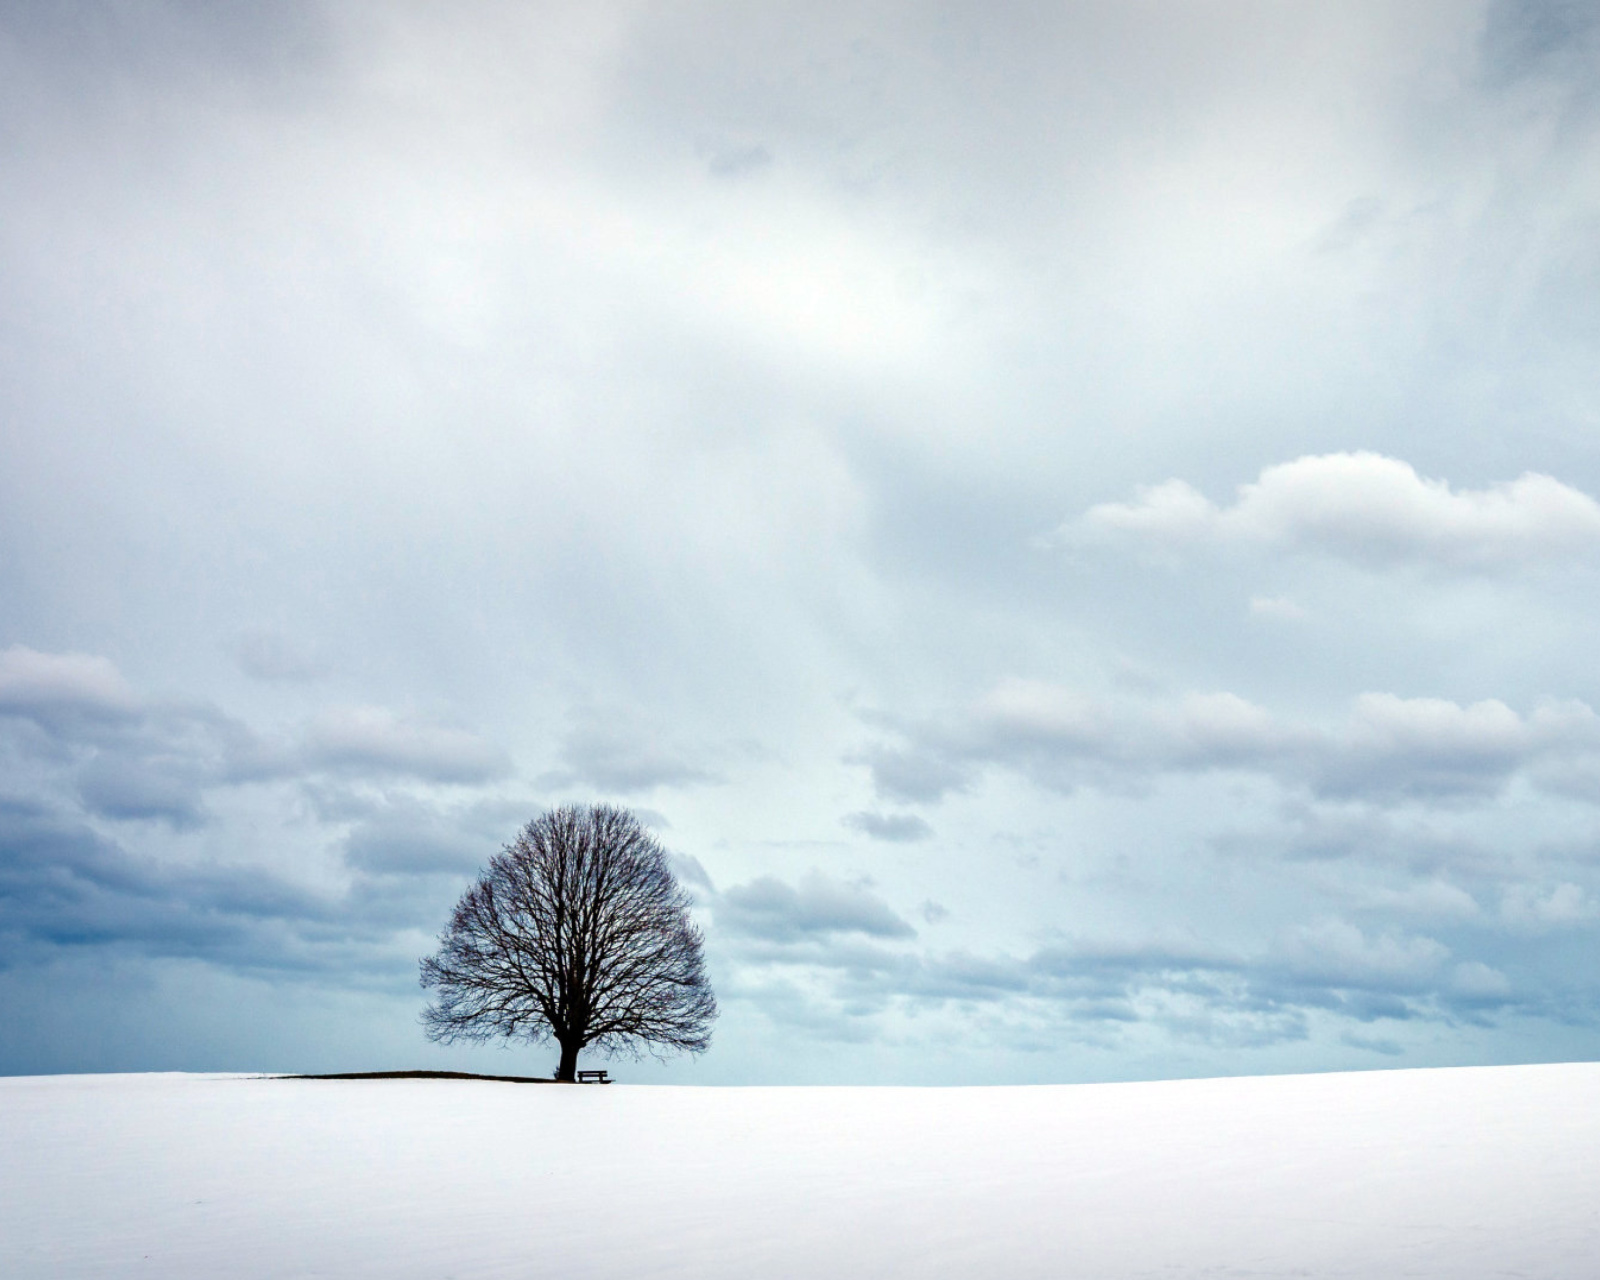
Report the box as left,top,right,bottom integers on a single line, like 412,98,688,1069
3,646,1595,1070
710,867,1529,1052
863,679,1600,804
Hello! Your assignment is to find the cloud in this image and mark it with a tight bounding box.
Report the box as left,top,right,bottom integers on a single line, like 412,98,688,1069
1481,0,1600,83
702,140,773,178
0,649,519,829
718,872,918,943
0,645,527,809
1020,925,1504,1029
1449,960,1513,1002
0,652,275,825
1069,453,1600,569
0,784,504,986
1340,1030,1404,1055
842,811,933,843
668,852,715,895
343,814,491,876
0,645,138,723
550,722,719,794
858,745,975,805
1273,919,1449,992
717,910,1525,1055
303,707,509,784
1249,595,1307,621
0,671,550,994
0,798,332,972
1353,880,1483,920
232,631,326,683
75,755,207,827
1316,693,1595,799
1500,881,1598,929
863,680,1600,805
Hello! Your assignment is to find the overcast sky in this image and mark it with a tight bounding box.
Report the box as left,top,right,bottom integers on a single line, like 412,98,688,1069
3,0,1600,1084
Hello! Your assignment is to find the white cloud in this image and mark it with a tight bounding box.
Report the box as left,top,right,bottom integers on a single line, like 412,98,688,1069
1157,691,1304,767
1079,477,1219,544
1317,694,1599,799
870,682,1600,804
1501,882,1598,930
0,645,137,720
1274,919,1449,990
1249,595,1308,621
1449,961,1512,1001
977,679,1115,748
1355,881,1482,920
1072,453,1600,568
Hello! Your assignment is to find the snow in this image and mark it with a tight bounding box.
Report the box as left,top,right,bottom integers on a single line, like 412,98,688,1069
2,1064,1597,1278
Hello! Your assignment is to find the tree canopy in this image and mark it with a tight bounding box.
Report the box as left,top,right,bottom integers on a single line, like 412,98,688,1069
419,804,716,1081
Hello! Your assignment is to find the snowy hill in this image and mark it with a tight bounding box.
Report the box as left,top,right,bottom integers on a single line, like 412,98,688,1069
3,1064,1597,1278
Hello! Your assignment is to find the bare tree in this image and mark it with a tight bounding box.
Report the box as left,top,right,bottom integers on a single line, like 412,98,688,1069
419,804,716,1081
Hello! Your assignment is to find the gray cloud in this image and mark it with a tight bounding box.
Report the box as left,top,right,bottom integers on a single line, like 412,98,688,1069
550,721,721,794
0,785,503,1001
232,631,327,683
858,746,974,806
718,872,917,943
842,810,933,842
0,797,332,971
0,652,520,987
343,812,493,877
303,707,509,785
1340,1030,1405,1056
0,645,138,724
862,682,1600,805
702,140,773,178
703,863,1537,1055
1481,0,1600,83
1,0,333,85
2,651,515,808
669,851,716,896
715,909,1532,1057
76,755,207,828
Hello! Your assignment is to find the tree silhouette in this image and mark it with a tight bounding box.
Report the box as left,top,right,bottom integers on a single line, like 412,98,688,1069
420,804,716,1081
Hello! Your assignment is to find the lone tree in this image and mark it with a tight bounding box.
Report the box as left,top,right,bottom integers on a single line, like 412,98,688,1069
419,804,716,1081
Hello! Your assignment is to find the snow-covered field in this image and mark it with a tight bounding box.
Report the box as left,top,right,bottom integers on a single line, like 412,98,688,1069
2,1064,1597,1278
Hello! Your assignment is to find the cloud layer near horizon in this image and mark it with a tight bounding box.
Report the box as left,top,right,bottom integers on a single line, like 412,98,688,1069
865,679,1600,804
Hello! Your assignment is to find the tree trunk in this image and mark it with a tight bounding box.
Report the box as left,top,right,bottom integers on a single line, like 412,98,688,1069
555,1039,580,1082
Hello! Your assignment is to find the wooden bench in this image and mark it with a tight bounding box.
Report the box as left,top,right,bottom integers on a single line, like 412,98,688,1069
576,1069,611,1084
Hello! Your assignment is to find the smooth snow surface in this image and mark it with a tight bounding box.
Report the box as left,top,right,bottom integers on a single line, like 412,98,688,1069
2,1065,1597,1278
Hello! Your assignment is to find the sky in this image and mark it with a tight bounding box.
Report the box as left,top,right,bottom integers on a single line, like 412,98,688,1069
3,0,1600,1084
